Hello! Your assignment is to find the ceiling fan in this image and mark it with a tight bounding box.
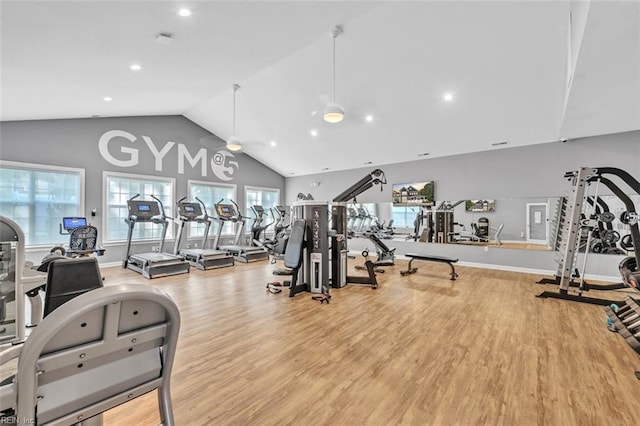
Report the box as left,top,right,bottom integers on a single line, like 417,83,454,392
226,83,243,151
311,25,372,126
199,83,266,152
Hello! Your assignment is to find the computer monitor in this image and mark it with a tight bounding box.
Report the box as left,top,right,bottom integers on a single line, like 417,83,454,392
62,217,88,232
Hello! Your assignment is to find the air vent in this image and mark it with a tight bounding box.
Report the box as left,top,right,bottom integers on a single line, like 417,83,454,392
491,141,509,147
417,152,429,157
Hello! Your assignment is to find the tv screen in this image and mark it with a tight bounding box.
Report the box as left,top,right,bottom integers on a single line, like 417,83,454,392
465,199,495,212
62,217,87,230
392,181,435,206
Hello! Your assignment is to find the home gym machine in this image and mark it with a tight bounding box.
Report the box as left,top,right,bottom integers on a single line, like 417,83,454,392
212,200,269,263
537,167,640,305
173,197,234,270
123,194,190,279
288,169,387,301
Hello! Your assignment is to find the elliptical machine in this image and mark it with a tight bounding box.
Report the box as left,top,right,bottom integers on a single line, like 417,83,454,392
250,205,275,247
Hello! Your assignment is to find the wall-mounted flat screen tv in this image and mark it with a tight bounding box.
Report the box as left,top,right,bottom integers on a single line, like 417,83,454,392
392,181,435,206
465,199,495,212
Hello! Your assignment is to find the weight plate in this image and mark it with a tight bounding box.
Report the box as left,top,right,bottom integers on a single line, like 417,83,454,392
599,212,615,223
601,229,620,243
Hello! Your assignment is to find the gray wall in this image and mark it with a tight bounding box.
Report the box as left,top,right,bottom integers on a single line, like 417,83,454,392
0,115,284,264
285,130,640,279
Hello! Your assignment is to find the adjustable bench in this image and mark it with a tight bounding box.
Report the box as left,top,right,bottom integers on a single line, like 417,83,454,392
400,253,459,280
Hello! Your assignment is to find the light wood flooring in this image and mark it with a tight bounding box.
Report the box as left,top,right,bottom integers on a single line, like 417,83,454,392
88,260,638,424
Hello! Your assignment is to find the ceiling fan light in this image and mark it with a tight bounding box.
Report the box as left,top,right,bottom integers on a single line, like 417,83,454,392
323,103,345,123
226,137,242,151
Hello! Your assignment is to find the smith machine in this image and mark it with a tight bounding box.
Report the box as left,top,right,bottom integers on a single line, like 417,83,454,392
536,167,640,379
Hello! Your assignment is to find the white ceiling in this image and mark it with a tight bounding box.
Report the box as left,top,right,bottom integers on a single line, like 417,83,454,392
1,1,638,176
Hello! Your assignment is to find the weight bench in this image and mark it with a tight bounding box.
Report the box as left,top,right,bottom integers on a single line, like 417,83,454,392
400,253,459,280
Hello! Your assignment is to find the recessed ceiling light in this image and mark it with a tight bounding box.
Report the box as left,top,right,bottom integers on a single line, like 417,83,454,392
130,64,142,71
417,152,430,157
103,96,112,102
178,8,192,17
310,129,318,137
270,141,277,147
321,167,329,171
364,161,372,165
443,92,454,102
365,115,374,122
289,172,296,175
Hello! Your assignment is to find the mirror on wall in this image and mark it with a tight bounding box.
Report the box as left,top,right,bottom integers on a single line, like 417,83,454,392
349,196,638,255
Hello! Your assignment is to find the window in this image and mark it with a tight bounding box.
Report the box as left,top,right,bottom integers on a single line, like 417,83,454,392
245,186,280,235
188,180,236,238
0,161,84,246
103,172,174,242
391,205,420,228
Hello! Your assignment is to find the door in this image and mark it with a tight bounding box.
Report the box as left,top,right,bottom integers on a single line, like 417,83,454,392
526,203,548,245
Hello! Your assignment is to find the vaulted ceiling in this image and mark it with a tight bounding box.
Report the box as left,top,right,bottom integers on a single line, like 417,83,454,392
1,1,638,176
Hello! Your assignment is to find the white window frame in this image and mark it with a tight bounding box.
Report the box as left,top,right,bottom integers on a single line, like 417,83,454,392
102,171,175,244
0,160,85,248
187,179,237,238
391,205,419,228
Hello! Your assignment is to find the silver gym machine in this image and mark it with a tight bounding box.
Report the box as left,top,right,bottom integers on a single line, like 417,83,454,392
212,200,269,263
289,169,386,299
123,194,190,279
173,197,235,270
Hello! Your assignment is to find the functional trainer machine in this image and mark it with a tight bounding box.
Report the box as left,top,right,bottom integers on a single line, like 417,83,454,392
537,167,640,305
173,197,234,270
123,194,190,279
212,200,269,263
288,169,386,300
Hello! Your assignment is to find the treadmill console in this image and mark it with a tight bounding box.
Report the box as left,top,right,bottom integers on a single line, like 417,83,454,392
127,200,161,220
62,217,88,232
177,202,203,219
215,204,237,220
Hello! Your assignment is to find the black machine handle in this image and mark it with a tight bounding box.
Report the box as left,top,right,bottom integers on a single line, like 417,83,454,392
150,194,169,221
195,197,209,220
230,199,244,220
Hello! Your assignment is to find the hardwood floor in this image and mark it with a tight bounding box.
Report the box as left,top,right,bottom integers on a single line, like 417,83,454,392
94,260,640,425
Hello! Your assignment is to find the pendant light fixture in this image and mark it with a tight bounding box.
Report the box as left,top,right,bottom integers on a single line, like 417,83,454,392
226,84,242,151
323,25,344,124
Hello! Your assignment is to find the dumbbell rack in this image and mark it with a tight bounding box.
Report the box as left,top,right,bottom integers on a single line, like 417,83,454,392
606,297,640,353
606,297,640,379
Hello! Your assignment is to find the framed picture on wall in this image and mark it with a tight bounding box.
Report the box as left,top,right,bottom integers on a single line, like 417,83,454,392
392,181,435,206
465,199,495,212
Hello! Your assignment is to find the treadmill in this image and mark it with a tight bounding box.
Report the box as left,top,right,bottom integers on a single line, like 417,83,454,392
212,200,269,263
173,197,234,270
122,194,190,279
